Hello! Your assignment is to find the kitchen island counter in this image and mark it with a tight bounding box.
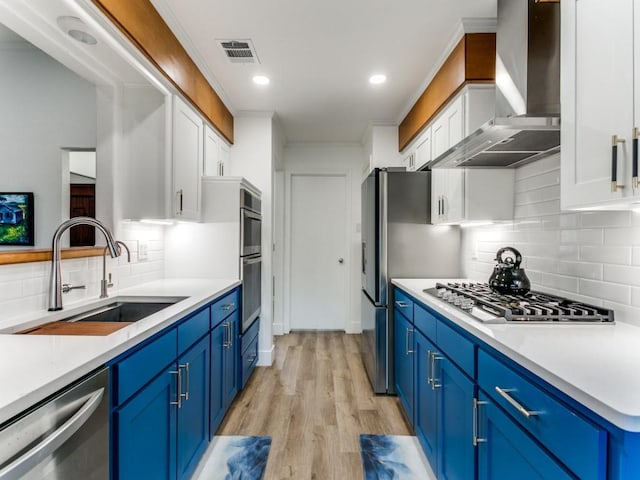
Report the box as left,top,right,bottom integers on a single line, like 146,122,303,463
393,278,640,432
0,278,240,425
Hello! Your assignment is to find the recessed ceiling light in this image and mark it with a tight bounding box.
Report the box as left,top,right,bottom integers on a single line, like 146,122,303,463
56,16,97,45
369,74,387,85
253,75,270,85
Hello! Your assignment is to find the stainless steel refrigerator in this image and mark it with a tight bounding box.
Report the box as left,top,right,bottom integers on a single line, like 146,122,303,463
361,168,461,393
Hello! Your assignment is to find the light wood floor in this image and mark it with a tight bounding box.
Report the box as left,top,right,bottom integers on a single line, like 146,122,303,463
218,332,411,479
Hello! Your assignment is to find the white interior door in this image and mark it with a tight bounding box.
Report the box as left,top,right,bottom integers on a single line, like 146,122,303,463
289,174,348,330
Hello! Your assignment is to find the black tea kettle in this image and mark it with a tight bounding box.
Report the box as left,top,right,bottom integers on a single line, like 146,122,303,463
488,247,531,295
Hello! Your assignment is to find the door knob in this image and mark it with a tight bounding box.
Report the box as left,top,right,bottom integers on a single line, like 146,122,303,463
338,258,344,264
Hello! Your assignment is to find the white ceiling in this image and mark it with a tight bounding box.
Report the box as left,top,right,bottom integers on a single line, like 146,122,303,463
150,0,497,144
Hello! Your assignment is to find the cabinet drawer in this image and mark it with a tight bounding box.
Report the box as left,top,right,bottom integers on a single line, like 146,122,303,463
115,329,177,405
241,334,259,388
393,289,414,322
414,303,437,341
211,289,239,328
437,320,474,378
241,317,260,354
478,350,606,480
177,307,210,355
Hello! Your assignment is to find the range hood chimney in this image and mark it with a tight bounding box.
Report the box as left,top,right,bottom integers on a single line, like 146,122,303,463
428,0,560,169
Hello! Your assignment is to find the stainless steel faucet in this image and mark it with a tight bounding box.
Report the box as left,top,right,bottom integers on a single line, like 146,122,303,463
101,241,131,298
48,216,120,311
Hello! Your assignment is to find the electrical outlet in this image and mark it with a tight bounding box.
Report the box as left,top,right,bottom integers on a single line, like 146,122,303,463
138,241,149,261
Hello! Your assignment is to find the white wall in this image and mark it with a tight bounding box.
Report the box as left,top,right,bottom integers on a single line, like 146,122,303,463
280,143,363,334
228,113,276,365
0,43,99,248
461,154,640,326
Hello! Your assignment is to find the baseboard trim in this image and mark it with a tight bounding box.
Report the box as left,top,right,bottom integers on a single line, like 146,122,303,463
272,322,285,336
257,345,275,366
347,321,362,334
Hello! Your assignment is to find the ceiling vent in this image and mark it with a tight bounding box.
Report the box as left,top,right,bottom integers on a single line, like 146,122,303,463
217,39,260,64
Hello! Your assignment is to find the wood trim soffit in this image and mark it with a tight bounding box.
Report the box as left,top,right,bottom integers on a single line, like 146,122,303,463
398,33,496,152
91,0,234,144
0,247,105,266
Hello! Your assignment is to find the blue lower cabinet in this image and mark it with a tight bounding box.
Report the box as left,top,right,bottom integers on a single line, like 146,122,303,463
115,366,177,480
177,336,211,480
210,320,226,435
477,392,573,480
415,331,438,469
394,310,415,423
222,311,238,411
210,310,238,436
438,355,474,480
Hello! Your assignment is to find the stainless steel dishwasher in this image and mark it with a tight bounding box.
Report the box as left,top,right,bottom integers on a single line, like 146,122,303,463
0,367,109,480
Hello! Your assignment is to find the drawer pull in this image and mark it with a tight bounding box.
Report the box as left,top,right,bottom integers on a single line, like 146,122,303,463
495,386,539,418
223,302,236,311
473,397,488,446
395,300,409,308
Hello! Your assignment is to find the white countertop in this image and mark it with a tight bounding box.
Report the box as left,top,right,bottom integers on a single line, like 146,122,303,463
0,278,240,425
393,278,640,433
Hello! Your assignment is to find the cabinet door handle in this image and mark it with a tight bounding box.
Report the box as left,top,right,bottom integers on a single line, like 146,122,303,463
228,322,233,348
633,128,639,190
611,135,626,192
473,397,488,446
179,363,190,401
426,349,432,386
170,368,182,409
176,189,184,215
495,386,540,418
222,321,230,348
361,243,366,274
405,328,414,354
431,352,443,389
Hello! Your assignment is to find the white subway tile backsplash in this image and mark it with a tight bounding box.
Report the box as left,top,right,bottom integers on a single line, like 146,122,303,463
461,154,640,325
515,170,560,193
603,227,640,246
580,211,632,228
580,246,631,265
0,223,165,321
579,279,630,304
561,229,603,245
556,261,602,280
603,265,640,287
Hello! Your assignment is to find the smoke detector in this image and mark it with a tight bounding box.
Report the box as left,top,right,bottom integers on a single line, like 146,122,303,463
217,39,260,64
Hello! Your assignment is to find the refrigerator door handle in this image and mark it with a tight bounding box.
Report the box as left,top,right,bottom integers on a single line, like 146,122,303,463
362,242,366,274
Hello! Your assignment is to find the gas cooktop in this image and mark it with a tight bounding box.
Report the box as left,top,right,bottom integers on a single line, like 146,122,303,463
423,282,615,324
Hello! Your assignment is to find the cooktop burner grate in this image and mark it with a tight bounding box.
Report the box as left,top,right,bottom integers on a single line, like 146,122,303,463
423,282,614,324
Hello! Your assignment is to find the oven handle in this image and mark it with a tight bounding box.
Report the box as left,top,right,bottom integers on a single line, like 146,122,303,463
242,256,262,265
241,208,262,222
0,388,104,480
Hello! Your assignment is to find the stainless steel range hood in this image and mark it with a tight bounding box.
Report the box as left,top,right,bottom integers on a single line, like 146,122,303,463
428,0,560,169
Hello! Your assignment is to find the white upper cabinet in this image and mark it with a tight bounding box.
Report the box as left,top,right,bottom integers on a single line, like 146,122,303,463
432,94,464,159
204,124,230,177
363,125,404,176
172,95,203,220
561,0,640,209
414,127,432,171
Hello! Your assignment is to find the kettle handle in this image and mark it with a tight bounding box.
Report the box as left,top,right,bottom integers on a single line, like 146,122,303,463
495,247,523,267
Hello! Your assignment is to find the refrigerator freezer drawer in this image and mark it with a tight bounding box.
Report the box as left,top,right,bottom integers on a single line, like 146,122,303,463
361,290,388,393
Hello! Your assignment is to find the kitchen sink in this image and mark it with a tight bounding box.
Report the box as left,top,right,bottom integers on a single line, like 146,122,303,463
61,297,188,323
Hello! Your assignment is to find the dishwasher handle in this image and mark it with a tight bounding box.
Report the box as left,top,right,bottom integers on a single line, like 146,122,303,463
0,387,104,480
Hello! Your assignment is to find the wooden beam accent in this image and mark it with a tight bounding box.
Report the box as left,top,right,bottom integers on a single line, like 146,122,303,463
91,0,234,144
0,247,105,266
398,33,496,151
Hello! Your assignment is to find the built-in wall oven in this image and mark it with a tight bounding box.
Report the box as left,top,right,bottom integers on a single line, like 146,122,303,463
240,188,261,333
